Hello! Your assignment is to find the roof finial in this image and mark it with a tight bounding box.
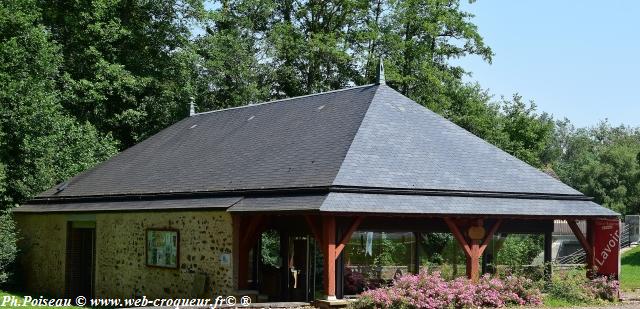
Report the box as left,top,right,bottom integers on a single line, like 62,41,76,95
189,97,196,116
376,56,385,85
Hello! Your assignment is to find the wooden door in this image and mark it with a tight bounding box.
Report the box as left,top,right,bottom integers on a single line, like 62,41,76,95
65,224,95,299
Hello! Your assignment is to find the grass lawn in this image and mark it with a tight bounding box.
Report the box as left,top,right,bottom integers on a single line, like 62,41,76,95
543,297,576,307
620,245,640,291
542,297,598,308
0,291,86,309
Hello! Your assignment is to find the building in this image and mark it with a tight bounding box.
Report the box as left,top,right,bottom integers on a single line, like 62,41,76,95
13,74,619,303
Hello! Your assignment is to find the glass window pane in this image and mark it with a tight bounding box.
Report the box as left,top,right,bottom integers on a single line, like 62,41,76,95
343,231,415,295
417,233,466,279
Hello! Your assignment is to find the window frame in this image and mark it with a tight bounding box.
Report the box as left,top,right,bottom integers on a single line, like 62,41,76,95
145,228,180,269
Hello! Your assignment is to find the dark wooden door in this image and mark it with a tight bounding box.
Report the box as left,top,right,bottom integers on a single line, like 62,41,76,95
65,225,95,299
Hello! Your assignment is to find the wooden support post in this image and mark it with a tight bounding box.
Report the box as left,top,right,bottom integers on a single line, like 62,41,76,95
323,216,337,300
586,220,595,277
544,231,553,281
335,216,363,258
444,218,501,283
236,215,265,290
308,215,363,299
467,240,480,282
567,219,595,278
444,218,472,256
305,215,324,248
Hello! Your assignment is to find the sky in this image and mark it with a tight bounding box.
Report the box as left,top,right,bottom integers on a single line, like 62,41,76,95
453,1,640,128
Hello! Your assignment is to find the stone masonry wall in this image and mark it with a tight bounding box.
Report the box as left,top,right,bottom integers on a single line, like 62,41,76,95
15,210,234,299
15,214,68,297
95,211,234,299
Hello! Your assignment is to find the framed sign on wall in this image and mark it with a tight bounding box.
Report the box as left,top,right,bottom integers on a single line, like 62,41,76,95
146,229,179,268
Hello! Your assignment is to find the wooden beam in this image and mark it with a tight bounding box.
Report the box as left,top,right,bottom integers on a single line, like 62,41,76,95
585,220,595,277
323,216,337,298
244,219,267,252
335,216,364,259
467,240,481,282
235,215,251,290
568,219,592,257
444,218,471,257
241,215,264,247
478,219,502,256
305,215,324,247
544,231,553,281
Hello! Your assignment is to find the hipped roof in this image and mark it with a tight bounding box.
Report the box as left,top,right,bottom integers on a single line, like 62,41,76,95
15,84,618,218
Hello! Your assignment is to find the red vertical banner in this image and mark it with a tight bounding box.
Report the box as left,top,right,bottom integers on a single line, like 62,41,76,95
593,219,621,278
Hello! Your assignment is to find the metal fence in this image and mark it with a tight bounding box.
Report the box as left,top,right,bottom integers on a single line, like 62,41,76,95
553,222,632,265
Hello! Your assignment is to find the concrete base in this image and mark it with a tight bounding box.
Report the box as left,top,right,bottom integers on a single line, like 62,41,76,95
313,299,350,309
231,289,259,303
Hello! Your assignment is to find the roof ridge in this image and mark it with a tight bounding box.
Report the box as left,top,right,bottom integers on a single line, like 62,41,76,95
330,84,386,185
193,84,377,116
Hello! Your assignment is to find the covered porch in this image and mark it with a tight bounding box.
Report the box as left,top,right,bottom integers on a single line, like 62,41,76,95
233,201,619,302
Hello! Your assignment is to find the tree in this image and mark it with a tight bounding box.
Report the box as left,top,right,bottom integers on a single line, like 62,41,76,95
194,1,271,111
39,0,205,148
0,211,16,285
265,0,367,97
551,121,640,215
496,95,555,168
439,82,503,143
381,0,493,109
0,0,118,208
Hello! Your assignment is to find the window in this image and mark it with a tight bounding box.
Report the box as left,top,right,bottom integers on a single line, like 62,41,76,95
343,231,416,295
146,229,179,268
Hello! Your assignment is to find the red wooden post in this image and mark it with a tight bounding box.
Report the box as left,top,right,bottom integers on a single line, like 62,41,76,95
586,220,595,277
233,215,250,290
467,240,480,282
334,216,363,258
235,215,265,290
323,216,337,300
445,218,501,283
568,219,596,278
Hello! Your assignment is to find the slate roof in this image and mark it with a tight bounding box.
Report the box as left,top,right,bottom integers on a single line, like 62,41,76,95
15,197,242,212
15,83,618,217
38,85,377,197
16,193,618,218
318,193,618,217
226,193,618,217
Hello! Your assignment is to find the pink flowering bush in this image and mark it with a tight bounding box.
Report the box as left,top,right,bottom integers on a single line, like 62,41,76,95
586,276,620,301
351,271,542,309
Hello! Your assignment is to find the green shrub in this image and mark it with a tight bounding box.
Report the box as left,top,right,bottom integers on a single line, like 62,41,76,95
545,269,620,305
0,212,17,285
547,270,592,303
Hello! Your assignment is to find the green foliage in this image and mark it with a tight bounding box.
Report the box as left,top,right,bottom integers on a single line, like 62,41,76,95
496,235,543,269
260,230,280,268
40,0,206,148
0,212,16,284
551,121,640,215
373,233,410,268
0,0,637,263
546,269,592,304
382,0,492,104
544,269,619,306
0,0,118,208
496,95,555,168
620,245,640,290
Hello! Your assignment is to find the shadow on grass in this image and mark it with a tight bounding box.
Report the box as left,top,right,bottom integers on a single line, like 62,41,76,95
622,248,640,265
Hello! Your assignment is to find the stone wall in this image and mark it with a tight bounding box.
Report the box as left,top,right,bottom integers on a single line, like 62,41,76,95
15,210,234,299
15,214,68,297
